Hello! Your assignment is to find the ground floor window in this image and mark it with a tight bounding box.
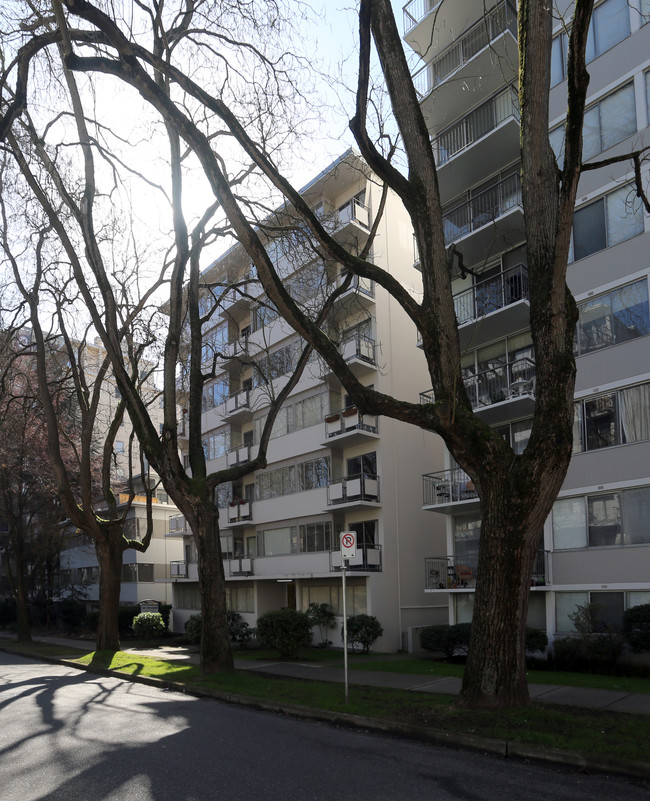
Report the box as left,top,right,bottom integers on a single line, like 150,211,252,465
300,580,366,616
555,590,650,633
174,584,201,610
226,584,254,613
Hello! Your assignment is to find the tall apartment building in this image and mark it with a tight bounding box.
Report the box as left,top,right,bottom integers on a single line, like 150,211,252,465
404,0,650,640
170,150,448,650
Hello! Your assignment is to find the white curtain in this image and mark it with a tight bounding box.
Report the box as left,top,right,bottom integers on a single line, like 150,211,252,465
620,383,650,443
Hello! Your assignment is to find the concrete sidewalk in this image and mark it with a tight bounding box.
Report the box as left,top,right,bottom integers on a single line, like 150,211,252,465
4,631,650,717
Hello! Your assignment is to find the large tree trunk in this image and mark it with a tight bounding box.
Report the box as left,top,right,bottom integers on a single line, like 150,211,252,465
14,568,32,644
94,529,124,651
195,506,233,673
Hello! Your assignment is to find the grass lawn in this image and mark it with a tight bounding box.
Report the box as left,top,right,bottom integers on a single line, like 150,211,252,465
68,649,650,764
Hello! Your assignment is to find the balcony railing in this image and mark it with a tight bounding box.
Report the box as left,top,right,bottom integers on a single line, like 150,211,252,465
170,560,188,578
454,264,529,326
327,273,375,300
324,406,378,438
341,333,376,365
227,499,253,523
226,443,255,467
168,515,190,535
225,388,250,415
425,550,550,590
420,356,535,414
433,85,519,167
330,543,383,572
423,468,478,506
337,197,370,229
328,473,380,505
442,172,522,245
403,0,437,33
412,1,517,99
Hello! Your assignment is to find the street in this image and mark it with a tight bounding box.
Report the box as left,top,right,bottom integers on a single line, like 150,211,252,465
0,651,648,801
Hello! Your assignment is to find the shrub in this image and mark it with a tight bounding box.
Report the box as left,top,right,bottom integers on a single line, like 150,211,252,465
0,598,17,627
345,614,383,654
420,623,471,658
623,603,650,653
84,609,99,632
118,605,141,633
159,604,172,632
305,602,337,647
53,599,86,633
420,624,547,658
255,608,312,658
525,627,548,653
227,610,254,648
132,612,165,641
184,613,202,644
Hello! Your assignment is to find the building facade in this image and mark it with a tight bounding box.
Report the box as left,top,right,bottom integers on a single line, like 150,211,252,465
171,150,448,650
404,0,650,640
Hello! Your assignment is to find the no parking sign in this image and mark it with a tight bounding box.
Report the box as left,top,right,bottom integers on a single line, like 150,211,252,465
340,530,357,560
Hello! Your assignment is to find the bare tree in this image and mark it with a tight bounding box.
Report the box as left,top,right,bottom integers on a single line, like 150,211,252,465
2,0,649,705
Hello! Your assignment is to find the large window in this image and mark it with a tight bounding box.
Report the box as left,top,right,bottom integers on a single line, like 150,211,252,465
300,581,367,616
349,520,377,547
551,0,631,86
203,379,229,411
575,279,649,355
203,429,229,461
572,182,644,261
555,591,641,633
255,456,330,500
253,391,329,443
346,451,377,477
550,81,637,164
573,381,650,452
257,521,333,556
553,487,650,549
226,585,254,613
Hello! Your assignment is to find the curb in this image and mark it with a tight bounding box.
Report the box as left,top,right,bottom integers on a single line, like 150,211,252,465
4,645,650,782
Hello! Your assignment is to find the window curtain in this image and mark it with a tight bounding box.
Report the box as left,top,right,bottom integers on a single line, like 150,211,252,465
620,384,650,443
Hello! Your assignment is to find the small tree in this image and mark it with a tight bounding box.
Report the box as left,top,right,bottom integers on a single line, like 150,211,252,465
132,612,165,642
345,614,383,654
305,602,336,647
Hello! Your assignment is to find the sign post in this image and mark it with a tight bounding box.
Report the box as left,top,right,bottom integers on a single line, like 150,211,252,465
339,531,356,704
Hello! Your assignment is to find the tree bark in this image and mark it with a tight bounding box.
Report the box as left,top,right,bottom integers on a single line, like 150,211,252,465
94,529,124,651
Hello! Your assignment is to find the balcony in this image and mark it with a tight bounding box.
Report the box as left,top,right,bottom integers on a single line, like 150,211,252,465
424,550,550,591
227,499,253,525
442,173,524,265
420,356,535,425
224,388,251,420
317,197,371,248
341,333,377,374
327,273,376,311
170,560,188,578
226,443,258,467
218,280,257,321
322,406,379,446
330,544,383,572
404,0,494,58
413,2,518,134
423,468,479,512
327,473,380,507
454,264,530,349
225,557,253,577
433,86,520,203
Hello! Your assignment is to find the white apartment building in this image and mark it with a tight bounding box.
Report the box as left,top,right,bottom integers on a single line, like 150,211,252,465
404,0,650,640
170,150,448,650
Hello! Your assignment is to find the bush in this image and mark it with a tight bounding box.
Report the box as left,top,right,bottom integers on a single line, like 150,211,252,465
0,598,17,627
53,599,86,633
227,610,254,648
305,602,337,647
345,614,383,654
256,608,312,658
132,612,166,641
623,603,650,653
159,604,172,632
118,605,141,633
184,613,202,644
420,624,547,658
420,623,471,658
84,609,99,632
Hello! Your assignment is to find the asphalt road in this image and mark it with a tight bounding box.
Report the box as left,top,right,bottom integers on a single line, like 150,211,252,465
0,651,648,801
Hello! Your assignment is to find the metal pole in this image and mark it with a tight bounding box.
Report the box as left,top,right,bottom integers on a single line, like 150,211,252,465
342,559,348,704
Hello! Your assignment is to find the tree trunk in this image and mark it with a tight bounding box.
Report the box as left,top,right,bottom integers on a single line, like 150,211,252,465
14,570,32,644
94,529,124,651
195,507,233,673
459,488,543,708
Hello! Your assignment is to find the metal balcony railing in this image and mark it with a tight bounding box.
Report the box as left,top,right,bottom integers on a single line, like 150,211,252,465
340,333,376,365
327,273,375,300
403,0,438,34
412,1,517,99
227,499,253,523
423,468,478,506
225,388,251,415
170,560,188,578
420,356,535,413
328,473,380,505
453,264,529,325
324,406,378,438
432,85,519,167
442,172,522,245
330,543,383,572
425,549,550,590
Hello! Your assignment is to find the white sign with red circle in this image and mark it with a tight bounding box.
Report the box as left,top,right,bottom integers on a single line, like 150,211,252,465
340,531,357,560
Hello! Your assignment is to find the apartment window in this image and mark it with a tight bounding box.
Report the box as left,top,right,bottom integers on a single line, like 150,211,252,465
202,323,228,363
349,520,377,547
202,430,229,460
453,515,481,572
551,0,631,87
574,380,650,452
495,418,533,453
255,456,330,500
299,522,332,552
203,379,228,411
553,486,650,549
253,342,295,387
253,391,329,443
575,279,649,355
226,585,254,613
300,581,367,616
550,82,636,164
572,182,644,261
346,451,377,477
555,591,625,632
